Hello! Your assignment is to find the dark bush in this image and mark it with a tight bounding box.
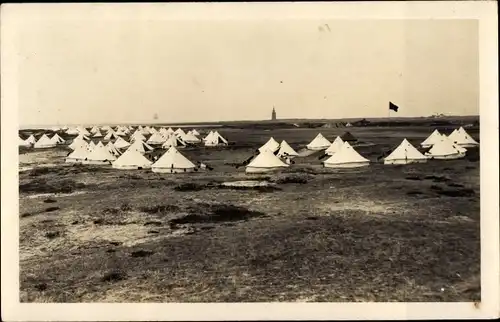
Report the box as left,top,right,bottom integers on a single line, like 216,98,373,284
44,207,60,212
103,207,120,214
173,183,207,192
406,190,424,195
29,167,51,177
101,270,127,282
19,179,85,194
130,250,154,258
120,203,133,211
425,175,450,183
34,282,48,291
447,182,465,188
405,175,423,181
437,188,475,197
139,204,179,214
20,212,33,218
275,175,309,184
45,231,60,239
170,204,265,225
43,198,57,203
144,221,162,226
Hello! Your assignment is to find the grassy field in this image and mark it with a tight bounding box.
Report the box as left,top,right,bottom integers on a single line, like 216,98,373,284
19,125,480,302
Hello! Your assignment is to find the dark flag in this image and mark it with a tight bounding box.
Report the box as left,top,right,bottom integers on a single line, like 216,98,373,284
389,102,399,112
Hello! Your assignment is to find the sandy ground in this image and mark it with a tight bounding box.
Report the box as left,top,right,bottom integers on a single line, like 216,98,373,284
18,126,480,302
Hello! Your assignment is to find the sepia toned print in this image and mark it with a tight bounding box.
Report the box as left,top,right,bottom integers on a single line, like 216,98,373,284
2,2,498,321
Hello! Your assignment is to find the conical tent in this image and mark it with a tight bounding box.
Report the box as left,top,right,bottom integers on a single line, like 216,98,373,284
191,129,200,136
276,140,299,158
421,129,444,148
166,127,174,134
204,131,228,146
258,137,280,153
96,141,105,148
50,133,65,144
82,145,117,165
106,142,122,156
77,127,91,136
90,126,99,134
104,131,119,141
147,132,167,145
66,144,92,163
93,130,103,137
89,141,97,150
425,137,466,160
384,139,428,165
447,127,479,148
306,133,331,150
127,140,154,154
112,148,153,170
203,131,214,141
25,135,36,144
174,128,186,137
340,131,358,142
65,127,79,135
246,150,290,173
325,136,344,155
183,132,201,143
151,147,196,173
131,130,146,142
162,134,186,148
19,136,31,147
34,134,56,148
323,141,369,168
114,137,131,149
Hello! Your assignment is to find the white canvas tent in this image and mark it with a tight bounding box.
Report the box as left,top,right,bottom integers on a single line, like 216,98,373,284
162,135,187,148
127,140,154,154
34,134,56,149
306,133,331,150
204,131,228,147
151,147,196,173
19,136,31,147
82,145,117,165
93,130,103,138
246,150,290,174
147,132,167,145
183,132,201,144
66,144,92,163
77,126,91,136
90,126,100,134
104,131,119,141
191,129,200,136
276,140,299,158
106,142,122,157
258,137,280,153
420,129,444,148
112,148,153,170
447,127,479,148
114,137,131,149
425,137,466,160
323,141,369,168
174,128,186,137
384,139,428,165
325,136,344,155
65,127,79,135
50,133,65,144
25,135,36,145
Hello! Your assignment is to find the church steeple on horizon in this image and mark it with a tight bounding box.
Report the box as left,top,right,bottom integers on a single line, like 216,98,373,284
271,106,277,121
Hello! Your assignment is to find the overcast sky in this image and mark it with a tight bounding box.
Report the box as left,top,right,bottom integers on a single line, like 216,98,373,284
13,12,478,126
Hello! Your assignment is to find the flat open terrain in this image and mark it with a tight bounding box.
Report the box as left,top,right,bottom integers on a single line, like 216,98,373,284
19,125,480,302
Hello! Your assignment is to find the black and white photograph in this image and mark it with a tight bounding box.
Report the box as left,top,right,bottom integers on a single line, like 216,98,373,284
1,1,498,321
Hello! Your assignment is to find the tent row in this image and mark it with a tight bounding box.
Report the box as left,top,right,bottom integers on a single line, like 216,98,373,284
19,133,65,148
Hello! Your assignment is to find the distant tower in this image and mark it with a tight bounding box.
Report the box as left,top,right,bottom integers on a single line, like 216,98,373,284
271,107,277,121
